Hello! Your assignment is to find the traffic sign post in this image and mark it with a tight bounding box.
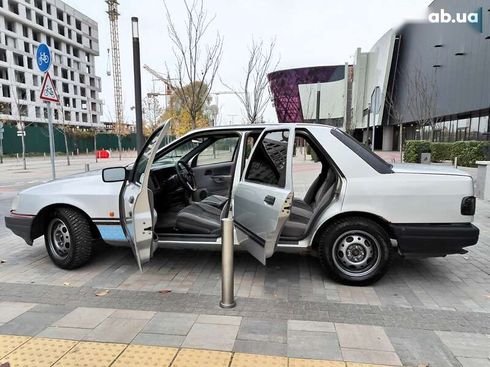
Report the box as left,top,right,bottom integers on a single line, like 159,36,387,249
37,43,58,180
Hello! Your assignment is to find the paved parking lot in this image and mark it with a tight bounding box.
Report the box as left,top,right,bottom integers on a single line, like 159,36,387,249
0,155,489,366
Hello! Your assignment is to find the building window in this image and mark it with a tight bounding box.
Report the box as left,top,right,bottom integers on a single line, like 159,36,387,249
76,33,82,44
58,25,65,37
25,8,31,20
75,19,81,30
33,75,39,86
469,115,479,140
90,90,96,99
92,114,97,124
5,36,16,48
0,49,6,62
5,19,15,32
35,13,44,26
82,113,87,122
7,0,19,14
46,3,51,14
64,110,70,121
54,40,61,51
79,74,85,83
62,83,69,93
13,53,24,67
53,65,58,76
24,42,30,53
2,85,10,98
61,68,68,79
47,18,52,30
72,98,76,108
27,57,32,69
80,87,86,97
479,115,489,140
14,70,25,83
63,96,70,107
1,103,12,115
34,0,42,10
73,48,79,58
30,90,35,102
73,85,78,94
32,31,40,42
19,104,29,117
0,67,8,80
22,25,29,38
35,106,41,118
16,87,27,100
57,8,63,21
66,14,71,25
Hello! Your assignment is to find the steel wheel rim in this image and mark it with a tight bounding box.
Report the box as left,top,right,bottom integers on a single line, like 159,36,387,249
48,218,71,260
331,230,381,277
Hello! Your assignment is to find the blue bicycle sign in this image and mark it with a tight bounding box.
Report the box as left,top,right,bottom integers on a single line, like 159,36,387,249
36,43,51,73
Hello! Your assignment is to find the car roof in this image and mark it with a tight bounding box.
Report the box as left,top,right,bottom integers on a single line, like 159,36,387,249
190,123,336,133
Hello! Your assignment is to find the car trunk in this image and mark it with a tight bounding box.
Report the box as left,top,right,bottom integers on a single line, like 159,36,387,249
391,164,470,177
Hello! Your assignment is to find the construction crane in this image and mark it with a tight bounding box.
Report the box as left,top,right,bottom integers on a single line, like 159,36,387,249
106,0,124,141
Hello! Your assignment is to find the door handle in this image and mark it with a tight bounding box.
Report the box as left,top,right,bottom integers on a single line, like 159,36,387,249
128,196,135,204
264,195,276,205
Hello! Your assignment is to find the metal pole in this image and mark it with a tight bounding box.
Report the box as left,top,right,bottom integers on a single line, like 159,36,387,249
47,102,56,180
0,122,3,164
315,83,321,124
220,217,236,308
131,17,144,153
366,104,371,147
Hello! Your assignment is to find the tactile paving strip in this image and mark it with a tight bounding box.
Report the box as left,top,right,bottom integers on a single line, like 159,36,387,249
171,348,232,367
112,344,178,367
0,337,77,367
53,341,127,367
289,358,347,367
231,352,288,367
0,335,31,359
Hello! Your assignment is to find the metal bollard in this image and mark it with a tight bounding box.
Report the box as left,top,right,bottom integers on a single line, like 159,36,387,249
85,163,90,172
454,156,458,168
220,217,236,308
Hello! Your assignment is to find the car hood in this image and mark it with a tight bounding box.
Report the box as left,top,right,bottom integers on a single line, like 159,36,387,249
392,163,470,177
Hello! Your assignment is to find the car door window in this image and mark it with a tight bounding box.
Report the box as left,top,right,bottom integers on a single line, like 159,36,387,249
245,130,290,188
195,137,239,166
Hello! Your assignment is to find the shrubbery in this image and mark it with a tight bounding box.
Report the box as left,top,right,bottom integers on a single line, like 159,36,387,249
404,140,490,167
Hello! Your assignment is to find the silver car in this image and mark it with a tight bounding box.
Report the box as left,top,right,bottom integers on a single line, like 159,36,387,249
5,122,479,285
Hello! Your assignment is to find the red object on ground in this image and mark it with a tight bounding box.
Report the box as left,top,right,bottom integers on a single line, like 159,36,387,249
96,150,110,159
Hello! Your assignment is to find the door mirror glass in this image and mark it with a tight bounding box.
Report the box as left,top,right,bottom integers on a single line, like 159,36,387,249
102,167,127,182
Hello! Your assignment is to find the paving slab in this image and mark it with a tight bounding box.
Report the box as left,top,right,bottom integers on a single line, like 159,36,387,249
436,331,490,359
182,323,239,351
341,348,402,366
143,312,198,336
237,318,287,343
110,309,155,320
233,339,287,356
287,330,342,360
131,332,185,347
0,311,66,336
196,314,242,326
37,326,90,340
458,357,490,367
53,307,115,329
288,320,336,333
335,324,395,352
0,302,36,323
83,317,148,343
385,327,460,367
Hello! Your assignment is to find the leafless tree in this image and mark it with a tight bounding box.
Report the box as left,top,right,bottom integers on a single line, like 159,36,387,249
10,87,29,170
406,64,440,141
384,90,405,161
55,96,72,166
223,39,278,124
143,95,164,133
164,0,223,129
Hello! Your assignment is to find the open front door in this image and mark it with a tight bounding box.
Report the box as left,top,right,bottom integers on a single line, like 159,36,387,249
120,121,171,271
233,126,294,265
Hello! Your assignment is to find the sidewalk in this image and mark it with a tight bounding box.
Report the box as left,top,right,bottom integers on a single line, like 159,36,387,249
0,333,396,367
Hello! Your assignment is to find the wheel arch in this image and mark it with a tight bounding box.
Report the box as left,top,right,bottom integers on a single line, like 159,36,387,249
311,211,393,250
31,204,101,241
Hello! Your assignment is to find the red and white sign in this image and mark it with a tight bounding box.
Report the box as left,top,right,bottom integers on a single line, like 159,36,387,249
39,72,59,103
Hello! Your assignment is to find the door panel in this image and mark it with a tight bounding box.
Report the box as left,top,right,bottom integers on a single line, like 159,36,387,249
193,161,234,197
120,121,171,270
233,127,295,265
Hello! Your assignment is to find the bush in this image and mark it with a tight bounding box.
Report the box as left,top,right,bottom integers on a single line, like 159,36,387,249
431,142,452,162
451,141,489,167
403,140,490,167
404,140,431,163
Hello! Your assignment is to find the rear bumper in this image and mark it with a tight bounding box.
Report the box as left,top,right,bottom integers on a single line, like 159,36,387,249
391,223,479,256
4,214,34,245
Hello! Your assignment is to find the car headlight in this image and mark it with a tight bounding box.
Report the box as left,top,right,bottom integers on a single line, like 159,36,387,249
11,195,20,212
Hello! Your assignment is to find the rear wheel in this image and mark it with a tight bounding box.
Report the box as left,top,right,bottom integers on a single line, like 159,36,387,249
318,217,392,285
44,207,93,269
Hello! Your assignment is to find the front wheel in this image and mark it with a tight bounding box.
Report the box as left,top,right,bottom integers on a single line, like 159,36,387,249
317,217,392,285
45,207,93,269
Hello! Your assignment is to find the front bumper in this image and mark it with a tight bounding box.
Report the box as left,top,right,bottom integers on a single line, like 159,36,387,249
391,223,479,256
5,213,35,246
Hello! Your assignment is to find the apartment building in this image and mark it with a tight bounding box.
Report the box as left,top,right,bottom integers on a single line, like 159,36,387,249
0,0,102,128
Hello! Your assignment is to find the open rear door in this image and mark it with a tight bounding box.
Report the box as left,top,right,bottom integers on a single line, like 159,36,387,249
120,121,171,271
233,126,294,264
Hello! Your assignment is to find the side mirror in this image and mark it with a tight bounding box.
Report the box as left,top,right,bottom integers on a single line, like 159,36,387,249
102,167,128,183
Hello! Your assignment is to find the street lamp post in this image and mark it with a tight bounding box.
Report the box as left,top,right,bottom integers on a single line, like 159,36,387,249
131,17,144,152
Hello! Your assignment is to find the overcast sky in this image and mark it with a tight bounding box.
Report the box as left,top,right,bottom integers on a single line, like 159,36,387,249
65,0,430,125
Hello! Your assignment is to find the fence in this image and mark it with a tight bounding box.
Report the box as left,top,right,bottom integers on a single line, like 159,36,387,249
1,124,137,155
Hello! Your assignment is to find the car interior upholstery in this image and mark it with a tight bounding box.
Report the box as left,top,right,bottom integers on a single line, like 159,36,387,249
152,130,337,241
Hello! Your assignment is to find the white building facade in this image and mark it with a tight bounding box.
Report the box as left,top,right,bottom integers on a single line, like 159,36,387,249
0,0,102,128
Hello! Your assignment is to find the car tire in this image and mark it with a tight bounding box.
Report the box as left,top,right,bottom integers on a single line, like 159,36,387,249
44,207,93,269
317,217,392,285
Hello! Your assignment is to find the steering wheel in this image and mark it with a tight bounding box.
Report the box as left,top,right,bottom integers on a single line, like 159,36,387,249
175,160,197,192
